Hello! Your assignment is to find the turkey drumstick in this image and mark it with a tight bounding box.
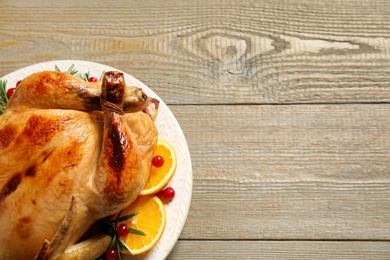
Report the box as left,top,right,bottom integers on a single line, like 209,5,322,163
95,71,147,209
0,71,158,259
5,71,151,113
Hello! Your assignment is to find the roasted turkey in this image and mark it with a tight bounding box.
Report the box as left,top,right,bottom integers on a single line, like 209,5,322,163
0,70,159,259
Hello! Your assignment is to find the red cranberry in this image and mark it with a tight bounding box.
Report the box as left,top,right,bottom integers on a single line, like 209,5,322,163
104,247,117,260
88,77,98,82
162,187,175,200
152,155,164,168
116,223,129,237
7,88,16,99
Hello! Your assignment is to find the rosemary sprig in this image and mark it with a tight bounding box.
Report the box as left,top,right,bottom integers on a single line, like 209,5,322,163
113,212,138,223
55,64,78,76
129,228,146,236
54,64,105,82
99,210,146,259
78,71,90,81
99,71,106,81
0,80,8,115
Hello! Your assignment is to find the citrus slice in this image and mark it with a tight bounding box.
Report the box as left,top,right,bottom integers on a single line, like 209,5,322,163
140,140,177,195
120,195,166,255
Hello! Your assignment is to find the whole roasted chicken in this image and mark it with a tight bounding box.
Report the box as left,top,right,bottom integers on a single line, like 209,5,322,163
0,70,159,259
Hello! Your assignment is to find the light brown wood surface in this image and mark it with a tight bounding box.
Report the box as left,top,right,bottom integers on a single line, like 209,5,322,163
1,0,390,258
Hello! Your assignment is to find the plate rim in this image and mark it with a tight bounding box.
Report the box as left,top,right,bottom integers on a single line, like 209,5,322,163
1,60,193,260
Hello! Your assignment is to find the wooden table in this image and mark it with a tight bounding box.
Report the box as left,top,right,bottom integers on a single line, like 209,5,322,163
1,0,390,258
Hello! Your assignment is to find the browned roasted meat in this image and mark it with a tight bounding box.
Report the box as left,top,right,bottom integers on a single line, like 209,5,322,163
0,71,158,259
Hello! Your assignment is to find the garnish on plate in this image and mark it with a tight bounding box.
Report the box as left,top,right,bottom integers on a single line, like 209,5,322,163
55,64,79,76
0,79,8,115
55,64,105,82
140,140,177,196
113,195,167,256
97,194,168,259
98,210,146,260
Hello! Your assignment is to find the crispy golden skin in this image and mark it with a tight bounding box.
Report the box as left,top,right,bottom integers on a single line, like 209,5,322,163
0,71,158,259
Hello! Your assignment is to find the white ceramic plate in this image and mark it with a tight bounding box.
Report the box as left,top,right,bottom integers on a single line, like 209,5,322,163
1,60,193,260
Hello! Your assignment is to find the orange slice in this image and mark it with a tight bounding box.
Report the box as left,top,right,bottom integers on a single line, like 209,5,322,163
120,195,166,255
140,140,177,195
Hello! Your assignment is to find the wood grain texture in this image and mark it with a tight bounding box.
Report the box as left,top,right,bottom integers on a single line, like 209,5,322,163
168,240,390,259
170,104,390,240
1,0,390,258
168,241,390,259
1,0,390,104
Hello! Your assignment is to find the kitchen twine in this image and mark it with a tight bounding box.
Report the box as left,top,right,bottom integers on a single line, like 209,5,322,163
100,97,124,115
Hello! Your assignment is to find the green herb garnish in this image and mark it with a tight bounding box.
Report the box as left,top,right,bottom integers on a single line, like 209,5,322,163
78,71,91,81
0,79,8,115
100,209,146,259
55,64,79,76
54,64,105,82
99,71,106,81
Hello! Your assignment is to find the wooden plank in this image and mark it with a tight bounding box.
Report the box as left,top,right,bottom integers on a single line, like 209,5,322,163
1,0,390,104
169,104,390,240
168,241,390,259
